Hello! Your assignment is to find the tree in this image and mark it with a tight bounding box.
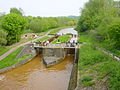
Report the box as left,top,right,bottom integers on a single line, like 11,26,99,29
10,8,23,16
76,0,114,32
108,19,120,49
0,29,7,45
29,18,44,33
2,13,28,45
29,17,77,33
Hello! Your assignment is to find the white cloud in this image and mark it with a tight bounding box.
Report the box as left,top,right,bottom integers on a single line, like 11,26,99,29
0,0,89,17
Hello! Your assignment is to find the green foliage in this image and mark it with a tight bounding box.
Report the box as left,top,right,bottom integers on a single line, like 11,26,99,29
29,18,49,33
108,19,120,49
10,8,23,16
80,30,120,56
78,32,94,43
0,46,9,56
0,15,4,28
77,0,120,52
28,16,77,33
82,81,95,87
0,46,32,69
80,45,108,66
0,29,7,45
81,76,93,82
35,36,50,43
49,27,67,35
93,60,120,90
79,44,120,89
76,0,117,32
81,75,95,87
2,13,28,45
0,46,23,68
52,35,70,44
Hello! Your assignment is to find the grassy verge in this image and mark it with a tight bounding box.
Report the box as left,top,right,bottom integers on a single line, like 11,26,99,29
0,46,32,69
79,32,120,56
95,41,120,56
35,36,50,43
23,29,33,34
0,46,10,56
78,44,120,89
52,35,70,44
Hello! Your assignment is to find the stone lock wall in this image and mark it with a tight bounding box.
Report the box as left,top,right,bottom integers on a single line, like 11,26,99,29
43,48,66,58
16,44,36,58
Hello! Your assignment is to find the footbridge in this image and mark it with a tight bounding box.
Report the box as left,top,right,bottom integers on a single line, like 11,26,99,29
33,43,80,67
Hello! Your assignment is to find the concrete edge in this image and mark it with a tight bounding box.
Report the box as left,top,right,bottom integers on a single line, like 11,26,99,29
43,57,64,67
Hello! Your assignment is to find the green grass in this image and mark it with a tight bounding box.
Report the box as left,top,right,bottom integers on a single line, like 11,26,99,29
37,32,46,36
95,40,120,56
0,46,10,56
79,32,120,56
23,29,33,34
78,44,120,89
52,35,70,44
49,28,62,35
79,32,94,43
35,36,50,43
0,46,32,69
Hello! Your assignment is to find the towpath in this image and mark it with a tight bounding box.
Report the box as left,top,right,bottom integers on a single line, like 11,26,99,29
0,30,52,60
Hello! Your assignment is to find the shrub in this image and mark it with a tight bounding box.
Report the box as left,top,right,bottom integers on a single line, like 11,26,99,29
0,29,7,45
108,20,120,49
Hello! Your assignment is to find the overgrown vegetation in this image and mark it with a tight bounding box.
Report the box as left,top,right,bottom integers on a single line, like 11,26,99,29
52,35,70,44
0,29,7,45
35,36,50,43
28,17,77,33
79,31,120,56
0,46,9,56
0,7,78,57
0,7,78,46
77,1,120,88
76,0,120,50
0,46,32,69
79,44,120,89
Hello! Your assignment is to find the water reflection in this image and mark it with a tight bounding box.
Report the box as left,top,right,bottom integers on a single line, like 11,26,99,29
0,55,73,90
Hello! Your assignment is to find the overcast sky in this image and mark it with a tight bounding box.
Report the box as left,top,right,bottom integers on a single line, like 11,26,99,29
0,0,89,17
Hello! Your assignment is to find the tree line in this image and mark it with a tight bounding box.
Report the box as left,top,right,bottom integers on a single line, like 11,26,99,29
76,0,120,50
0,8,78,45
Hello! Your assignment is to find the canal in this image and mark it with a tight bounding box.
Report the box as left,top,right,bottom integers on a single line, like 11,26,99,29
0,54,74,90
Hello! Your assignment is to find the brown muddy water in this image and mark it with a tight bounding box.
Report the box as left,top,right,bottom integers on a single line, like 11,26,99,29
0,55,74,90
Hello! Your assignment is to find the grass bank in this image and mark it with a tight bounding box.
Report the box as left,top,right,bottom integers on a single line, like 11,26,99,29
79,31,120,56
0,46,32,69
0,46,10,56
35,36,50,43
52,35,70,44
78,44,120,90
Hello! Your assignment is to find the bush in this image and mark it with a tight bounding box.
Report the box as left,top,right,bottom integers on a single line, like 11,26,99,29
108,20,120,49
0,29,7,45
